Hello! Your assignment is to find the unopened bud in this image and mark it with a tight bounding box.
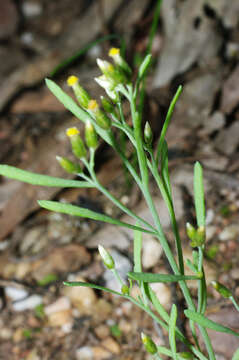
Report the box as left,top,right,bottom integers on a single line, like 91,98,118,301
97,58,127,85
141,333,157,355
56,156,82,174
88,100,111,130
138,54,152,79
186,222,196,241
85,121,98,149
108,47,132,77
211,281,232,298
101,96,116,115
98,245,115,270
144,121,153,146
66,127,87,159
67,75,90,109
121,284,129,296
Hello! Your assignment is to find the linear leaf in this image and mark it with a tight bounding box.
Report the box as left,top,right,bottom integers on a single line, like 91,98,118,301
38,200,156,235
194,162,205,227
161,140,172,197
169,304,178,360
128,272,200,283
156,85,183,162
63,281,122,296
133,228,142,272
45,79,113,146
184,310,239,337
0,165,93,188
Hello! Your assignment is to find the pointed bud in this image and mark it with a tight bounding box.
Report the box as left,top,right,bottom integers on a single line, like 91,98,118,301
85,121,98,149
197,226,206,245
67,75,90,109
211,281,232,298
186,222,196,240
121,284,129,296
138,54,152,79
66,127,87,159
101,96,116,115
97,58,127,85
56,156,82,174
108,47,132,77
98,245,115,270
141,333,157,355
144,122,153,146
95,76,119,102
88,100,111,130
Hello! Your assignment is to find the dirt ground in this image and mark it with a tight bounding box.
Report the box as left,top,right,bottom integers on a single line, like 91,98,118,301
0,1,239,359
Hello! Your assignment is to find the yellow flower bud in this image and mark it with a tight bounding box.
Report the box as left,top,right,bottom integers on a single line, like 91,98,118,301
56,156,82,174
67,75,90,108
85,121,98,149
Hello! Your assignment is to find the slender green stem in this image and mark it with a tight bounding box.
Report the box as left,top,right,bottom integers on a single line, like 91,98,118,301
112,268,124,287
230,296,239,312
197,247,207,314
148,152,184,274
128,84,216,360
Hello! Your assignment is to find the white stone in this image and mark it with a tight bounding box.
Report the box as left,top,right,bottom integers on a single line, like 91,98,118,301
219,224,239,241
76,346,94,360
12,295,43,312
45,297,71,316
150,283,171,310
5,287,28,301
22,2,42,17
142,236,163,269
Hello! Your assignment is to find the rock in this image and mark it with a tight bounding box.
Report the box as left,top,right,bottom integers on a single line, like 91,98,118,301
230,268,239,280
87,225,129,250
0,0,18,39
221,66,239,114
62,276,97,313
5,287,28,302
76,346,94,360
45,297,71,316
94,324,110,340
150,283,172,310
142,236,163,269
32,244,91,281
0,327,12,340
214,121,239,156
22,1,42,18
153,0,222,87
92,346,111,360
12,295,43,312
103,249,131,292
101,337,120,355
201,112,225,135
219,224,239,241
47,309,72,327
10,87,65,113
93,299,112,322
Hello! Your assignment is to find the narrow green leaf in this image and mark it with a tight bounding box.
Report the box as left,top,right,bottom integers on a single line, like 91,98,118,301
146,285,170,323
194,162,205,227
128,272,200,283
169,304,178,360
45,79,113,146
161,140,172,197
133,228,142,272
38,200,156,235
156,85,183,162
0,165,93,188
184,310,239,337
232,347,239,360
63,281,122,296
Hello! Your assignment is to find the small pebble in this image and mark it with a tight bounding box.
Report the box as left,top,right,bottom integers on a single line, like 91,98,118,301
12,295,43,312
76,346,93,360
22,1,42,17
5,287,28,302
142,236,163,269
102,337,120,354
219,225,239,241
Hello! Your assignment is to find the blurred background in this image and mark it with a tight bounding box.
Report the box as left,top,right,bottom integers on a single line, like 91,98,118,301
0,0,239,359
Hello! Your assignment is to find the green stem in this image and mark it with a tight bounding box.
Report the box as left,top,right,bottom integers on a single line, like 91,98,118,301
230,296,239,312
112,268,124,287
148,152,184,274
